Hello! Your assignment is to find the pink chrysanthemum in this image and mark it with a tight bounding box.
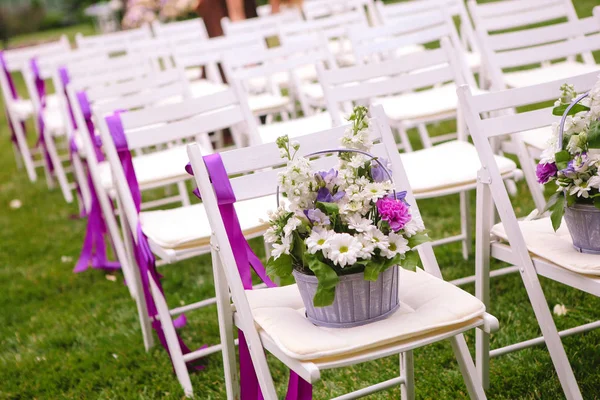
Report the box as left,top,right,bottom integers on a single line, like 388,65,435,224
376,198,411,232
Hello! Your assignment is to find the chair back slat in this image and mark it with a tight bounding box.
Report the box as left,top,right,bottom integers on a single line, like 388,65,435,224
75,25,153,51
480,3,569,31
2,36,70,71
152,18,208,41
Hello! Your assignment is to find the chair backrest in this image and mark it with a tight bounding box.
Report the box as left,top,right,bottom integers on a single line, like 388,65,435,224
302,0,375,22
151,18,208,41
173,34,266,84
99,88,259,239
319,36,472,130
75,24,153,53
468,0,579,33
0,36,70,105
348,8,468,68
475,15,600,90
221,11,302,38
457,70,600,265
375,0,478,54
280,9,369,43
185,104,443,358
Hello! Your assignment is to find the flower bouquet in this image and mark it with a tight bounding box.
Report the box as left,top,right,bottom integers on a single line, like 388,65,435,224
537,79,600,253
264,106,430,327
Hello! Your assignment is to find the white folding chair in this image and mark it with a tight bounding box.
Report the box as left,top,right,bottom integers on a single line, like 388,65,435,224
75,24,154,54
0,36,70,184
318,38,521,261
347,10,479,149
221,9,302,40
280,9,370,69
473,11,600,210
223,35,337,130
98,91,272,396
468,0,599,90
151,18,208,42
172,34,264,101
375,0,481,72
458,71,600,400
302,0,377,25
186,104,498,399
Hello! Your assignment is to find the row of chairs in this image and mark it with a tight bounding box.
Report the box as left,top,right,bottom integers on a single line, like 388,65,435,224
2,0,600,398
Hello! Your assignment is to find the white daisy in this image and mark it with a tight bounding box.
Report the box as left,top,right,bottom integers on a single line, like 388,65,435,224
327,233,363,267
403,212,425,237
346,214,373,233
272,236,291,260
306,227,333,255
384,232,410,259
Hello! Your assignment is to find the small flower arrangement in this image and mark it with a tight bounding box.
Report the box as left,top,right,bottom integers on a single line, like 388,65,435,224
264,106,429,307
538,79,600,230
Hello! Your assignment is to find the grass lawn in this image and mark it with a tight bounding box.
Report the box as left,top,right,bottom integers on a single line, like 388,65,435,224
2,2,600,399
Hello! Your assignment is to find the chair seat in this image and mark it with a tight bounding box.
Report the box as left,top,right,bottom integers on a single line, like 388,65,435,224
257,112,333,143
401,140,517,194
374,84,486,122
98,145,192,190
189,79,229,98
491,217,600,276
503,61,600,88
520,126,551,150
248,93,291,115
245,268,485,361
140,195,275,250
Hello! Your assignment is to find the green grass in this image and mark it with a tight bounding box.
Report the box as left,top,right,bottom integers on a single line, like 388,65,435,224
2,2,600,399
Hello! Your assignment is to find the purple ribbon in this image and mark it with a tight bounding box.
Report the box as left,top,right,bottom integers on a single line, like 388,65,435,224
105,112,201,369
187,156,312,399
30,57,54,173
59,67,77,131
73,92,120,271
1,51,27,146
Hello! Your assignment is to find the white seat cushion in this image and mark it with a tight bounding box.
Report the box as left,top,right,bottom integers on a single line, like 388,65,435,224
248,93,290,115
257,112,333,143
246,268,485,361
504,61,600,88
374,84,485,122
491,217,600,276
98,146,191,190
401,141,517,194
189,79,229,98
140,195,275,249
8,94,60,122
520,126,552,150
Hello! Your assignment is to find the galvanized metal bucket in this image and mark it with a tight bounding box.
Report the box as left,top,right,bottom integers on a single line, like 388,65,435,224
558,93,600,254
293,266,400,328
564,203,600,254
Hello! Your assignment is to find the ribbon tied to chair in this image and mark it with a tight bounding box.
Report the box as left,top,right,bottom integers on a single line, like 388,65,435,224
105,112,202,369
73,91,120,272
186,156,313,400
0,51,27,147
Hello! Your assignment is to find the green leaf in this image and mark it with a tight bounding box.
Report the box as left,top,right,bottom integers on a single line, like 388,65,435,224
550,194,565,232
594,198,600,210
587,121,600,149
315,201,339,218
552,103,590,116
407,232,431,248
266,253,293,280
290,231,306,268
402,251,420,271
305,253,339,307
364,254,402,281
542,192,562,214
554,150,571,171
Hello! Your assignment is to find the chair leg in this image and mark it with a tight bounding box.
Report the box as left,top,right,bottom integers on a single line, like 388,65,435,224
12,117,37,182
72,154,91,213
212,248,240,400
400,351,415,400
417,123,433,148
449,335,487,400
44,131,74,203
148,272,194,397
396,123,413,152
177,181,191,207
460,190,471,260
475,181,492,389
12,141,23,170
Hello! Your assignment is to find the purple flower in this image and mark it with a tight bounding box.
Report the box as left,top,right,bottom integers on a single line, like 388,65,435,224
304,208,331,225
316,187,345,203
315,169,338,186
536,162,558,184
386,190,408,205
376,197,411,232
371,158,391,182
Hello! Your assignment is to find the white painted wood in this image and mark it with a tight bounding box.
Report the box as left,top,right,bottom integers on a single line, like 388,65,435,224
458,83,592,399
186,104,491,398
